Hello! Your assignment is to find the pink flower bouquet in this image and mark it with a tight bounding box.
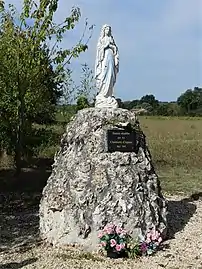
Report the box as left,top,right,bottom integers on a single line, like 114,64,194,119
98,223,128,256
98,224,163,259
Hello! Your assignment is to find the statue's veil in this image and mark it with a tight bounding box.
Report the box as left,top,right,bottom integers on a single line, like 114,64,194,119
94,24,119,81
95,25,112,79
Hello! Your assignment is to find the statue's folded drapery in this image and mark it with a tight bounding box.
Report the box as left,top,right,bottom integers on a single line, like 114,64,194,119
94,25,119,108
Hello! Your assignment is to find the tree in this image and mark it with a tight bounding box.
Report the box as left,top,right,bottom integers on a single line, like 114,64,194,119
77,63,96,103
0,0,93,174
177,87,202,115
76,96,90,111
140,94,159,110
123,100,140,110
59,69,77,105
139,102,153,113
156,103,181,116
116,98,124,108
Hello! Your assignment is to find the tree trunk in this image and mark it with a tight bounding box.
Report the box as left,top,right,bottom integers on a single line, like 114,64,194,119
14,46,25,176
14,142,21,176
14,87,25,177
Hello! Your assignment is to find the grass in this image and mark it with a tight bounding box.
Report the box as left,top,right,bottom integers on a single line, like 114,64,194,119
1,116,202,195
139,116,202,194
39,115,202,195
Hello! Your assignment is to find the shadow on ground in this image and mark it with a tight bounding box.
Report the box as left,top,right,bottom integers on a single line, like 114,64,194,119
166,193,201,238
0,258,37,269
0,159,201,253
0,158,52,253
0,157,52,192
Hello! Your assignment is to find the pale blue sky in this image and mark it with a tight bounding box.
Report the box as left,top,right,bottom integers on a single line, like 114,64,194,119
7,0,202,101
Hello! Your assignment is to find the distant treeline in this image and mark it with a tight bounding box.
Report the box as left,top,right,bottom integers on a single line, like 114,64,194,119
58,87,202,117
118,86,202,116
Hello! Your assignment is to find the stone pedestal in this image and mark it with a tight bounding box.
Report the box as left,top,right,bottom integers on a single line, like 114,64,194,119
39,108,167,250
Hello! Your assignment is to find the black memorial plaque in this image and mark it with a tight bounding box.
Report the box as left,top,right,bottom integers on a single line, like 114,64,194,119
107,129,136,152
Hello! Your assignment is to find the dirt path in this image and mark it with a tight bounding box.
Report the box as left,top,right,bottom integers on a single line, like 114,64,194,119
0,194,202,269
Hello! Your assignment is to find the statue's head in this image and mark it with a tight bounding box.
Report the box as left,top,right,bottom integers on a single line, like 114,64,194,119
100,24,111,38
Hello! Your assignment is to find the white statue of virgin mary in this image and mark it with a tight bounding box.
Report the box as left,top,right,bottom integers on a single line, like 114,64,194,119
94,24,119,108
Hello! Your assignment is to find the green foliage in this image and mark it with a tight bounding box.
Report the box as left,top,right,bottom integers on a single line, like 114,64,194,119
139,94,159,114
59,69,77,105
156,102,182,116
116,98,124,108
126,238,141,258
139,102,153,113
77,63,96,103
121,87,202,117
76,96,90,111
177,87,202,115
122,95,159,114
140,94,159,108
56,104,77,123
0,0,92,173
123,100,139,110
24,126,61,157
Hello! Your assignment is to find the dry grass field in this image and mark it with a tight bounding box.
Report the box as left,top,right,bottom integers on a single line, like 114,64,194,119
36,115,202,195
0,116,202,195
140,116,202,194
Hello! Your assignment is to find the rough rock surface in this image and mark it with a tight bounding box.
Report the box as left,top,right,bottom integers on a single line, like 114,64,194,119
39,108,167,249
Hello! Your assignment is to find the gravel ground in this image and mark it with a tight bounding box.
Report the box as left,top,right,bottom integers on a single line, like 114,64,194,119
0,194,202,269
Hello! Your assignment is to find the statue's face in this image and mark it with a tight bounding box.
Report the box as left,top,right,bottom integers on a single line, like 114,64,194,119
104,26,111,36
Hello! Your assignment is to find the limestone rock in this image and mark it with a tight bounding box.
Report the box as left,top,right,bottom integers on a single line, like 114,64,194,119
39,108,168,249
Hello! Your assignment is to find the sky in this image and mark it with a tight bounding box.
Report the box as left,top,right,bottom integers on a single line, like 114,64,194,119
6,0,202,101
